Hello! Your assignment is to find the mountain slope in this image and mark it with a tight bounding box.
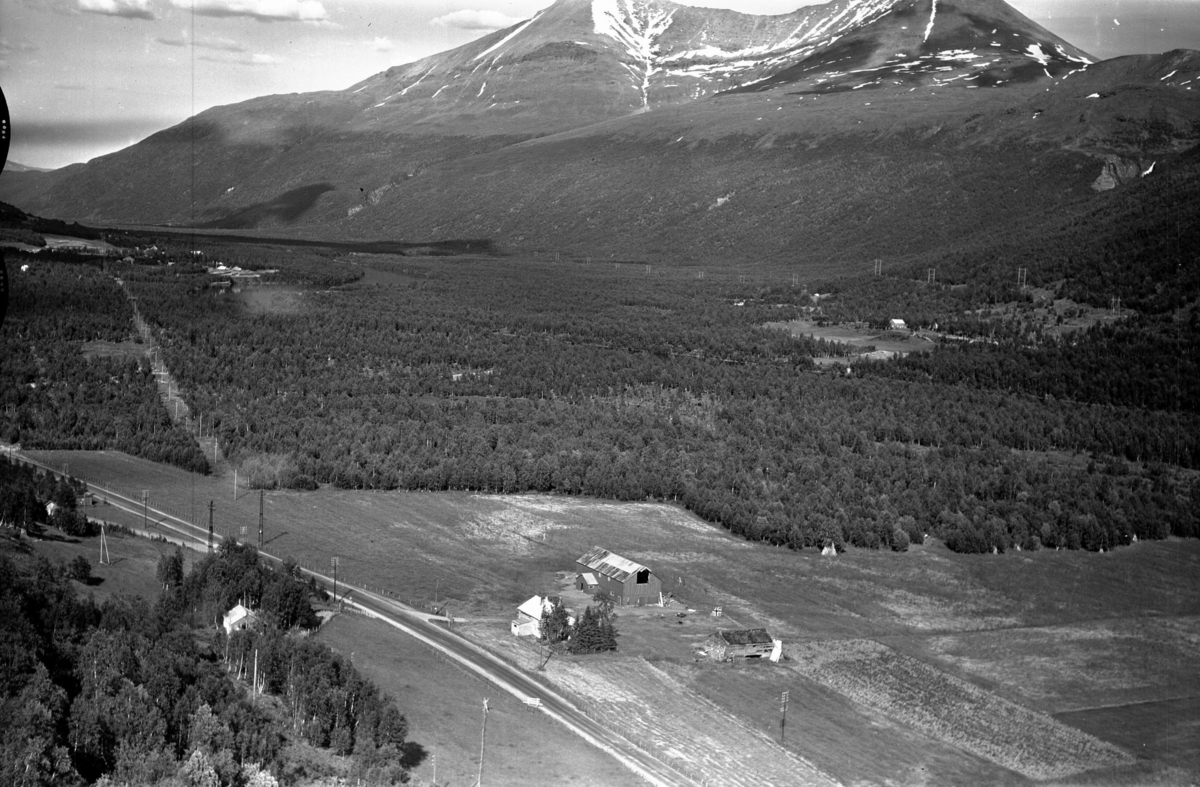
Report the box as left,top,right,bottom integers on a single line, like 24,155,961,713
0,0,1196,268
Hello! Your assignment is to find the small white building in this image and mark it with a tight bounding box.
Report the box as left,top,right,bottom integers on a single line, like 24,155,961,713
222,603,259,636
888,318,907,331
510,595,573,637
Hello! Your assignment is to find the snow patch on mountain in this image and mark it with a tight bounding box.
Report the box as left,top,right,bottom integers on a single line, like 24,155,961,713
474,9,544,62
593,0,675,108
1025,42,1050,66
399,68,434,96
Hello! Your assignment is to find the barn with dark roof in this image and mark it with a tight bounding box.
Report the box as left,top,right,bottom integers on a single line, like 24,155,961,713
575,546,661,606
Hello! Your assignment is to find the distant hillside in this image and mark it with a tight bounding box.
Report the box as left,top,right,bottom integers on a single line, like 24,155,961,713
2,161,53,173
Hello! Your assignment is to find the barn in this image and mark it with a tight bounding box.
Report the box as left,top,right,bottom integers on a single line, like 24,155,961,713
575,546,662,606
704,629,777,661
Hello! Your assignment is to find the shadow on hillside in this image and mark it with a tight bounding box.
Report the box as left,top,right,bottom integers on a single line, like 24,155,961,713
197,183,336,229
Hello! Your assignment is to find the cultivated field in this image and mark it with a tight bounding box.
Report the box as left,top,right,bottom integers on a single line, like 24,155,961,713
786,639,1131,780
22,448,1200,786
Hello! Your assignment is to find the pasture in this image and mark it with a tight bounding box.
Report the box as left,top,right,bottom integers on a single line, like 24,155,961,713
23,448,1200,785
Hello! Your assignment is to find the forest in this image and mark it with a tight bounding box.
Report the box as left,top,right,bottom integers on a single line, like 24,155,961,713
1,190,1197,556
0,460,416,786
0,257,210,473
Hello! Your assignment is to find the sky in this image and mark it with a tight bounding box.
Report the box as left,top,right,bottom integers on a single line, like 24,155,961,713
0,0,1197,170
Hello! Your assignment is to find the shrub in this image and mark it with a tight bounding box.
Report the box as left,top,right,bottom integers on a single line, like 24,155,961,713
67,555,92,583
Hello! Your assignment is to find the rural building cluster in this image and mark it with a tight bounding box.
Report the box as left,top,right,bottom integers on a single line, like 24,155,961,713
511,546,780,661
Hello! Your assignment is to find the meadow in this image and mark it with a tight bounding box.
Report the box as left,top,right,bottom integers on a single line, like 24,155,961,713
24,448,1200,785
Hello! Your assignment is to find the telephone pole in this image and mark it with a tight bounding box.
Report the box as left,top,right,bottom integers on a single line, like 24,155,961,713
477,698,490,787
258,489,264,549
98,522,111,565
780,690,789,745
331,556,339,603
207,501,215,553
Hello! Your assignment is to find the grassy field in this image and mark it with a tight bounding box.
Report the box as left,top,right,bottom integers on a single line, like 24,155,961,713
3,524,183,605
22,448,1200,785
316,613,641,787
766,319,937,358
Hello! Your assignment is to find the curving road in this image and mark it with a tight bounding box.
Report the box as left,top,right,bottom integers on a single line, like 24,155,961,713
17,452,699,787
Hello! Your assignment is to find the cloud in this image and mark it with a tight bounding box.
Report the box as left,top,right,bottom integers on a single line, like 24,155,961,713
431,9,524,32
170,0,328,22
368,36,393,52
0,39,38,54
196,51,283,65
156,35,246,52
77,0,154,19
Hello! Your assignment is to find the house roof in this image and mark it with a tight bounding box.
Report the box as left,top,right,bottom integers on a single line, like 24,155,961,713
517,595,554,620
716,628,774,646
577,546,648,583
223,604,258,629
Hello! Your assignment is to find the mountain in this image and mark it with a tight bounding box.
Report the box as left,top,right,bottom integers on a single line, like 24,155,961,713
0,0,1197,267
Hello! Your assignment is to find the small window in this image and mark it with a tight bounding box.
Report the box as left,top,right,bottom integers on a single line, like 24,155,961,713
636,569,650,585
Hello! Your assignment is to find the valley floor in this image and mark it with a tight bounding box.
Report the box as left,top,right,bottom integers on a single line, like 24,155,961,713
18,448,1200,787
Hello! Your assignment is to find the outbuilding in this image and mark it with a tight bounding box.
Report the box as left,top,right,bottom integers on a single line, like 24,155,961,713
575,546,661,607
704,628,778,661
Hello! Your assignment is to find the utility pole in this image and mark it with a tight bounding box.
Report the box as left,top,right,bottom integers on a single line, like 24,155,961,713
98,522,111,565
141,490,149,531
780,690,789,745
477,698,490,787
258,489,264,549
331,556,339,604
207,501,215,553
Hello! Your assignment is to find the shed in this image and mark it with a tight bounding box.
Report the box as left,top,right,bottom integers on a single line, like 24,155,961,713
704,629,776,661
575,572,600,592
888,318,907,331
222,603,259,636
575,546,662,606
